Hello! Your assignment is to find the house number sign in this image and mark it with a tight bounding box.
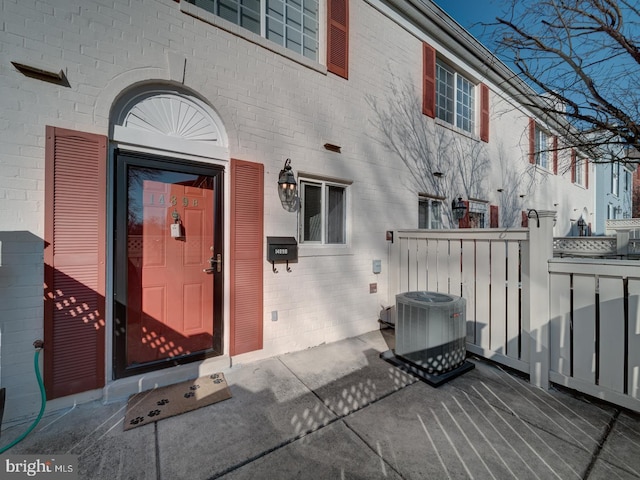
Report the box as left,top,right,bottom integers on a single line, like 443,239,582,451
146,193,199,207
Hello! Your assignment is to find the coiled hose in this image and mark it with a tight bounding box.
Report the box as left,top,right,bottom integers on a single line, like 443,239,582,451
0,343,46,454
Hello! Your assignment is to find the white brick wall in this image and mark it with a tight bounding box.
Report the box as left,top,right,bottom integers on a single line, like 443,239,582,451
0,0,594,420
0,232,44,422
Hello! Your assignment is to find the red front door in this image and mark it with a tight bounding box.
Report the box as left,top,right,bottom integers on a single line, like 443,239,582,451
115,152,223,378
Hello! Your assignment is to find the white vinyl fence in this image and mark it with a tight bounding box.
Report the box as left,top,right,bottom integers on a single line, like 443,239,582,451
549,259,640,411
388,210,640,413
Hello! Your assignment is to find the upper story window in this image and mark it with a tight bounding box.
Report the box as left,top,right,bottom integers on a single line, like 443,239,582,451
435,60,475,133
574,156,585,186
534,125,549,169
187,0,319,60
299,179,348,244
612,162,619,196
422,43,489,142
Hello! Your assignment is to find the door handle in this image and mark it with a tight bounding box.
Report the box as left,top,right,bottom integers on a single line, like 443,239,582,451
203,253,222,273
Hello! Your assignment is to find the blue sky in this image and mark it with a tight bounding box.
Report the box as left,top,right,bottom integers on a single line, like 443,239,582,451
431,0,507,43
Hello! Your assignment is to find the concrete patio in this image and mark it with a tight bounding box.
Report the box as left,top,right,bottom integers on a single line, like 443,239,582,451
2,328,639,479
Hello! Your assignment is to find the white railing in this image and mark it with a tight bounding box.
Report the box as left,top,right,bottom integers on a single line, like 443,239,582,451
389,214,640,413
553,236,617,257
606,218,640,235
553,233,640,259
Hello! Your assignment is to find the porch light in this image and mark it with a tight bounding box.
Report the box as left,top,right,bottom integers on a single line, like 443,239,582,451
452,197,466,221
278,158,297,208
577,217,587,236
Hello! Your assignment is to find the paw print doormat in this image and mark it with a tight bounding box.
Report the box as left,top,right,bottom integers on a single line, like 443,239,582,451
123,373,232,430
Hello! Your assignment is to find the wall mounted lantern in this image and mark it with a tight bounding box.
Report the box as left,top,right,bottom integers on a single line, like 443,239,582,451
452,197,466,221
278,158,297,209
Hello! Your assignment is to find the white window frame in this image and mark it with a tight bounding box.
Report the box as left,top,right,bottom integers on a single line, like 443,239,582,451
535,125,549,169
299,178,349,245
435,60,476,134
612,162,619,196
418,196,443,229
574,155,585,186
185,0,319,61
468,200,487,228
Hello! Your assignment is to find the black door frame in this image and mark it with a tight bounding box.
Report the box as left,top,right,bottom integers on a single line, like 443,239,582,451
113,149,224,379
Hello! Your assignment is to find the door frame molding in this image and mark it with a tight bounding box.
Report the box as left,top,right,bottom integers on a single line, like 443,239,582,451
112,149,225,379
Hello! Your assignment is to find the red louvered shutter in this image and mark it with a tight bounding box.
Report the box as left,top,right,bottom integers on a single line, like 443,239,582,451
585,159,589,188
458,200,470,228
423,43,436,118
552,136,558,174
521,211,529,227
44,126,106,399
327,0,349,79
528,118,536,164
480,83,489,143
230,159,264,356
490,205,499,228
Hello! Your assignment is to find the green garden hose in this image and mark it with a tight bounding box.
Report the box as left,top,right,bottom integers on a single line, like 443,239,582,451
0,344,46,454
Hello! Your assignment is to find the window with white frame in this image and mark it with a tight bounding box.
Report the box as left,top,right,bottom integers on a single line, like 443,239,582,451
574,156,585,186
534,125,549,169
435,60,475,133
300,179,347,244
468,201,486,228
187,0,318,60
612,162,619,196
418,197,442,229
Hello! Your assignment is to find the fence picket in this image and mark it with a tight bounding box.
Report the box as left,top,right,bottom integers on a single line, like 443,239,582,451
549,272,571,376
628,278,640,400
490,241,507,354
573,274,597,384
599,276,625,393
506,241,520,359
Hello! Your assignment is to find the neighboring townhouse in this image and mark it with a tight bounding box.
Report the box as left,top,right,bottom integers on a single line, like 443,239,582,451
0,0,593,421
593,161,634,235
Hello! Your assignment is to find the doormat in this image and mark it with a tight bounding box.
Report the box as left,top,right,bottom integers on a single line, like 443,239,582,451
123,373,232,431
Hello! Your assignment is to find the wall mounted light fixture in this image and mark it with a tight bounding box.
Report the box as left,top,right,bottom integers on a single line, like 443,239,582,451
452,197,466,221
278,158,297,209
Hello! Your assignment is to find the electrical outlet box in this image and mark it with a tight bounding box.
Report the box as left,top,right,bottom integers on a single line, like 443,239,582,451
372,259,382,274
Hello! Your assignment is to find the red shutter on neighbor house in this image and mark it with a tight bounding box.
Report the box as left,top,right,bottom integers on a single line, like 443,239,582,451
585,159,589,188
458,200,471,228
480,83,490,143
571,149,576,183
230,159,264,356
521,211,529,227
490,205,499,228
327,0,349,79
423,43,436,118
44,126,106,400
552,136,558,174
528,118,536,164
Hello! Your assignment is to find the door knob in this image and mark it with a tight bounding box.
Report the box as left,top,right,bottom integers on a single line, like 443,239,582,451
203,253,222,273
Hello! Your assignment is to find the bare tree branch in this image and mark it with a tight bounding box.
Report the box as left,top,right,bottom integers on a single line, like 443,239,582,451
490,0,640,163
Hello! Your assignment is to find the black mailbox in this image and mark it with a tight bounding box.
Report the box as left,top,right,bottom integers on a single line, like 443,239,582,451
267,237,298,262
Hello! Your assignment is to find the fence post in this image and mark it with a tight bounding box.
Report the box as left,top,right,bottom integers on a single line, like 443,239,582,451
616,229,630,257
387,231,399,324
524,210,555,389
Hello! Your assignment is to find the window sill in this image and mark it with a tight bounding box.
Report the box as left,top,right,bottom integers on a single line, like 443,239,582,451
434,118,480,142
298,244,354,257
180,2,327,76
